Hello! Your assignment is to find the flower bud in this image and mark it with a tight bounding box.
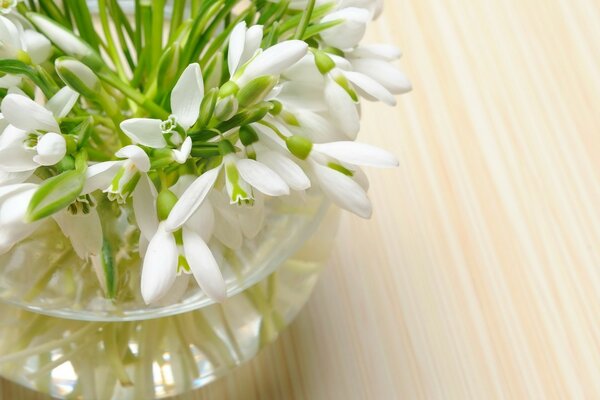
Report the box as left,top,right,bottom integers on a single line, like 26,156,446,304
26,168,86,222
157,44,181,97
214,95,239,121
28,13,103,68
33,132,66,166
237,75,278,108
55,57,101,98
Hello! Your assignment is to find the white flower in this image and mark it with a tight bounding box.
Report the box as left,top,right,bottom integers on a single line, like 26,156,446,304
0,182,102,258
163,152,289,236
228,21,264,77
0,15,51,63
0,88,78,173
136,176,226,305
120,63,201,163
320,7,371,50
0,183,40,254
235,40,308,86
82,145,151,203
308,141,398,218
0,0,18,15
345,44,412,96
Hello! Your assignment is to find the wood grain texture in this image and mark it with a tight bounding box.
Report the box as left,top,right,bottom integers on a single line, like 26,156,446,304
3,0,600,398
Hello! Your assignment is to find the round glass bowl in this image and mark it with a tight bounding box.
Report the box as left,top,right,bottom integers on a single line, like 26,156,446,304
0,196,340,399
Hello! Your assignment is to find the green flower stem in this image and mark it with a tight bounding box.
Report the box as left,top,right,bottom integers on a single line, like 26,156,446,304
169,0,185,41
98,0,128,81
24,249,72,302
98,70,169,119
293,0,315,39
151,0,165,68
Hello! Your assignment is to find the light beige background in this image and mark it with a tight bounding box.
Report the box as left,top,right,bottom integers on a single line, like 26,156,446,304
3,0,600,398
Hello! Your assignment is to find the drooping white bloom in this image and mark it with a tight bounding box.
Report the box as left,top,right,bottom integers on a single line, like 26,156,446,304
234,40,309,86
320,7,371,50
120,63,201,163
164,153,289,235
0,182,102,258
0,88,78,174
0,15,51,63
82,145,151,203
136,175,227,305
227,21,264,77
345,44,412,96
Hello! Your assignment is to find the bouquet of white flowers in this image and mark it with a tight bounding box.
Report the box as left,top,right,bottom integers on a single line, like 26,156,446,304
0,0,409,306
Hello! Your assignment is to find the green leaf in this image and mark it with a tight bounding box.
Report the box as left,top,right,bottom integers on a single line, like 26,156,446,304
26,157,87,222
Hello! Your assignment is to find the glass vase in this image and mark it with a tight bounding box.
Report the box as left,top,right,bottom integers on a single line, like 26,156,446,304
0,194,339,399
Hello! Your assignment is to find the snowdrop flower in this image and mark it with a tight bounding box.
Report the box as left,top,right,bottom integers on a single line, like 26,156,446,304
345,44,412,96
227,21,264,78
0,0,17,14
339,0,384,19
0,182,102,258
136,176,227,305
0,88,78,173
307,140,398,218
82,145,151,203
0,183,40,254
120,63,200,163
320,7,371,50
0,15,51,63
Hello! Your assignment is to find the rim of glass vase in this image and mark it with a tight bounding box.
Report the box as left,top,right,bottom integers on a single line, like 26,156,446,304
0,198,330,322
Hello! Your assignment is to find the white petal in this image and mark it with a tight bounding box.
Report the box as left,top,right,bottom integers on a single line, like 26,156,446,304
133,174,158,241
33,132,66,166
164,166,221,232
0,146,37,172
45,86,79,118
0,169,32,185
257,150,311,191
1,94,59,132
212,203,243,250
228,21,247,75
324,79,360,139
171,63,204,130
277,81,328,111
0,16,20,55
314,141,399,168
292,110,346,143
81,161,123,194
183,228,226,302
172,136,192,164
351,44,402,61
115,145,151,172
239,40,308,85
237,195,265,239
353,166,370,191
282,54,325,83
0,187,39,254
0,74,21,89
184,199,214,242
240,25,263,66
22,29,52,64
120,118,166,148
312,162,372,218
53,208,103,259
345,71,396,106
351,59,412,94
320,8,370,50
141,223,178,304
236,158,290,196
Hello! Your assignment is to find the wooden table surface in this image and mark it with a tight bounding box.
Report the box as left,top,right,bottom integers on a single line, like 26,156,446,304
3,0,600,398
